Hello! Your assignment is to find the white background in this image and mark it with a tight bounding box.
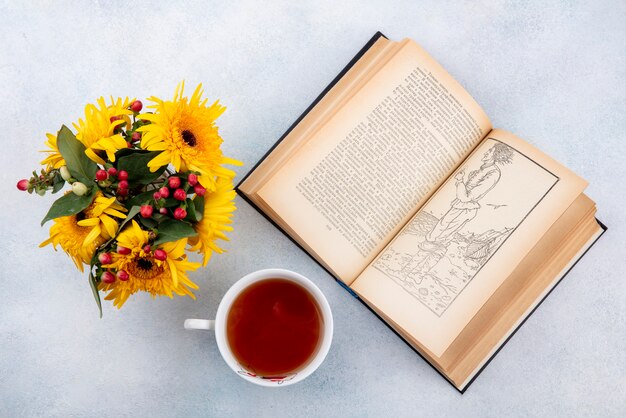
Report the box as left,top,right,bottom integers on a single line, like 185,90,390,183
1,1,624,416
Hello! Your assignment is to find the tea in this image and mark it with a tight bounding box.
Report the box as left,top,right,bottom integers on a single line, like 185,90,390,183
226,278,323,376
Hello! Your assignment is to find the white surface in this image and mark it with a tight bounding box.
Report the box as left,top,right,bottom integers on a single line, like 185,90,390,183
1,1,624,416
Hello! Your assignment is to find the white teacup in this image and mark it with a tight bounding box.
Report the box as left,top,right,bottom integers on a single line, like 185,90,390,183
184,269,333,387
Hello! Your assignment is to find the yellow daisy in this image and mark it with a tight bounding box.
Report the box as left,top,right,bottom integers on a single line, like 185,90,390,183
40,192,126,271
188,177,237,266
73,96,133,165
40,214,103,273
40,133,65,169
137,82,241,191
76,192,127,246
100,220,200,308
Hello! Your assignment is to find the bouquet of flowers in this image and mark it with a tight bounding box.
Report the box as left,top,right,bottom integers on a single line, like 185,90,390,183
17,82,241,315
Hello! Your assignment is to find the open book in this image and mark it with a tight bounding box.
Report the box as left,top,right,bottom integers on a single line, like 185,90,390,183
237,32,605,392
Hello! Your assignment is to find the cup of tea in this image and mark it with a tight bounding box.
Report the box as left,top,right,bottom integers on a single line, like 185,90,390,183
184,269,333,386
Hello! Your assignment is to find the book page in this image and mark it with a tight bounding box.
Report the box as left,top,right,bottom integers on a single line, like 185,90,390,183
257,39,492,282
351,129,588,356
239,35,397,194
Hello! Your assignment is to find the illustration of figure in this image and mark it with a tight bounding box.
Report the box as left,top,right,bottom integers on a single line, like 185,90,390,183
401,143,514,282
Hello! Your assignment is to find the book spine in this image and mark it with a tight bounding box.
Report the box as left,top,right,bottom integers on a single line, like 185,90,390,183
335,278,360,298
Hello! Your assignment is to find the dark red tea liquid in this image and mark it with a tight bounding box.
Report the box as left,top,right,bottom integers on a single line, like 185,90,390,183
226,279,323,376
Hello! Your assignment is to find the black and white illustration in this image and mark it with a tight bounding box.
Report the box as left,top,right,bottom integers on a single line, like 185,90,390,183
373,139,559,316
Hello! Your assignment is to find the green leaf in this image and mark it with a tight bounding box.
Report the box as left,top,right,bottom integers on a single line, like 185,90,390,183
114,147,143,161
162,197,179,208
51,172,65,194
116,205,141,233
131,119,144,131
88,271,103,318
125,190,154,208
184,197,204,223
152,213,167,223
40,188,96,226
139,216,158,229
56,125,97,184
185,198,197,222
193,197,204,222
116,151,167,185
154,219,197,246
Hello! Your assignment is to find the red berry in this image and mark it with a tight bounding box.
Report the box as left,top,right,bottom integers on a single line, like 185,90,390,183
118,180,129,190
143,244,151,253
118,170,129,181
107,167,117,176
173,188,186,201
159,207,168,215
96,169,108,181
117,188,129,197
101,271,116,284
152,191,161,200
117,245,131,255
131,131,141,141
17,179,29,191
154,249,167,261
116,270,129,281
109,116,121,123
158,186,170,198
130,100,143,112
98,252,113,264
140,205,153,218
126,141,132,148
187,173,198,186
174,207,187,220
168,176,181,188
194,184,206,197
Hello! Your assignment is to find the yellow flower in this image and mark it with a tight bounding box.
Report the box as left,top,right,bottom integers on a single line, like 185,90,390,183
73,97,133,165
188,177,237,266
76,192,127,246
40,133,65,169
40,214,102,272
99,220,200,308
39,192,126,271
138,82,241,191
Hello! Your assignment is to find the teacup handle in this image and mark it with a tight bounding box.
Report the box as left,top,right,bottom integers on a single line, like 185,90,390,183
184,318,215,331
